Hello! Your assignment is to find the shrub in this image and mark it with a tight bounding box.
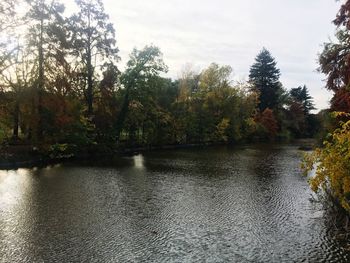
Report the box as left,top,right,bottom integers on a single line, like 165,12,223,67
302,113,350,211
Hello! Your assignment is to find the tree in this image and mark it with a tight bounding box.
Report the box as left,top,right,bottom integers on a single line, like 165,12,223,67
303,0,350,213
178,63,258,143
303,115,350,212
319,30,350,94
334,0,350,30
25,0,66,139
174,65,200,142
177,64,199,103
69,0,119,116
115,45,167,141
94,63,120,141
249,48,283,111
290,85,315,115
286,85,316,138
319,0,350,113
0,47,35,139
0,0,21,74
0,0,16,31
199,63,232,93
196,63,233,141
287,100,306,138
255,108,278,139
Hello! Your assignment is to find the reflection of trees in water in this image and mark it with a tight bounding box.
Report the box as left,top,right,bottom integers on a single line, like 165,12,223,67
0,168,50,262
318,198,350,250
2,146,350,261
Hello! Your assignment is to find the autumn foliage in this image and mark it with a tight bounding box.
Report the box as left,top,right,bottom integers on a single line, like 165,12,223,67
319,0,350,114
0,0,319,155
255,108,278,138
303,0,350,213
303,115,350,212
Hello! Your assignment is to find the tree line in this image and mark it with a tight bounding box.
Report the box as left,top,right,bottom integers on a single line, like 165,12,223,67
0,0,318,156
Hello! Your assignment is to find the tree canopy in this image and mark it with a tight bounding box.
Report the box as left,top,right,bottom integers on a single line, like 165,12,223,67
319,0,350,114
0,0,320,156
249,48,283,112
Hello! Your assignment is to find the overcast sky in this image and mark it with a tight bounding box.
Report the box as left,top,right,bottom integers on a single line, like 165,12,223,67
67,0,341,111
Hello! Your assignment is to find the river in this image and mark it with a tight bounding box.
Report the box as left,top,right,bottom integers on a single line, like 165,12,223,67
1,144,350,262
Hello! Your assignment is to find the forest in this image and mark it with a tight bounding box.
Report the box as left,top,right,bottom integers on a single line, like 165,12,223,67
0,0,322,161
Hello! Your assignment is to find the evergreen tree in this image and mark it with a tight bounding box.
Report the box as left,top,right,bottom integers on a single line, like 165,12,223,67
249,48,282,111
290,85,315,115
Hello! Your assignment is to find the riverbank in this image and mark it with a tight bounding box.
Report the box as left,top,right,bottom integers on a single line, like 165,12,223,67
0,142,222,169
0,139,317,170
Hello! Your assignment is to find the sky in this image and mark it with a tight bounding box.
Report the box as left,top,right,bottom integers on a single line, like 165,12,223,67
66,0,342,111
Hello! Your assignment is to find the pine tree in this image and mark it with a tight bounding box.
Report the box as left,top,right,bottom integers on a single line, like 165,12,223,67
290,85,315,115
249,48,282,111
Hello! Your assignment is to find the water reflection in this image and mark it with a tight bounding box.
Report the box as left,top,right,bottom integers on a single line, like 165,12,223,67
133,154,145,169
1,145,350,262
0,168,38,262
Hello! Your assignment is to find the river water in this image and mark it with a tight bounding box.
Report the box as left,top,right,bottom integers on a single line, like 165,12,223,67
1,144,350,262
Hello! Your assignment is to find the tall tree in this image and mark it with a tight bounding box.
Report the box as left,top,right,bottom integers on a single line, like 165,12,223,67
69,0,119,116
115,46,167,141
26,0,66,139
94,63,120,141
249,48,282,111
319,0,350,113
196,63,233,141
302,0,350,214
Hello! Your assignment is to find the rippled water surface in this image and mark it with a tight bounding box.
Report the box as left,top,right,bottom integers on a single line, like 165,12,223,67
1,145,350,262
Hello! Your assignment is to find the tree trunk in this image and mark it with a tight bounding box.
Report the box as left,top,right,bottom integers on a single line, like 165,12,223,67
86,7,93,116
12,100,19,139
37,15,44,139
115,89,130,141
87,45,93,116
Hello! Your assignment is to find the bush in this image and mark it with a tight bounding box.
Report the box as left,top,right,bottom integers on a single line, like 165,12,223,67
49,143,76,159
302,114,350,212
